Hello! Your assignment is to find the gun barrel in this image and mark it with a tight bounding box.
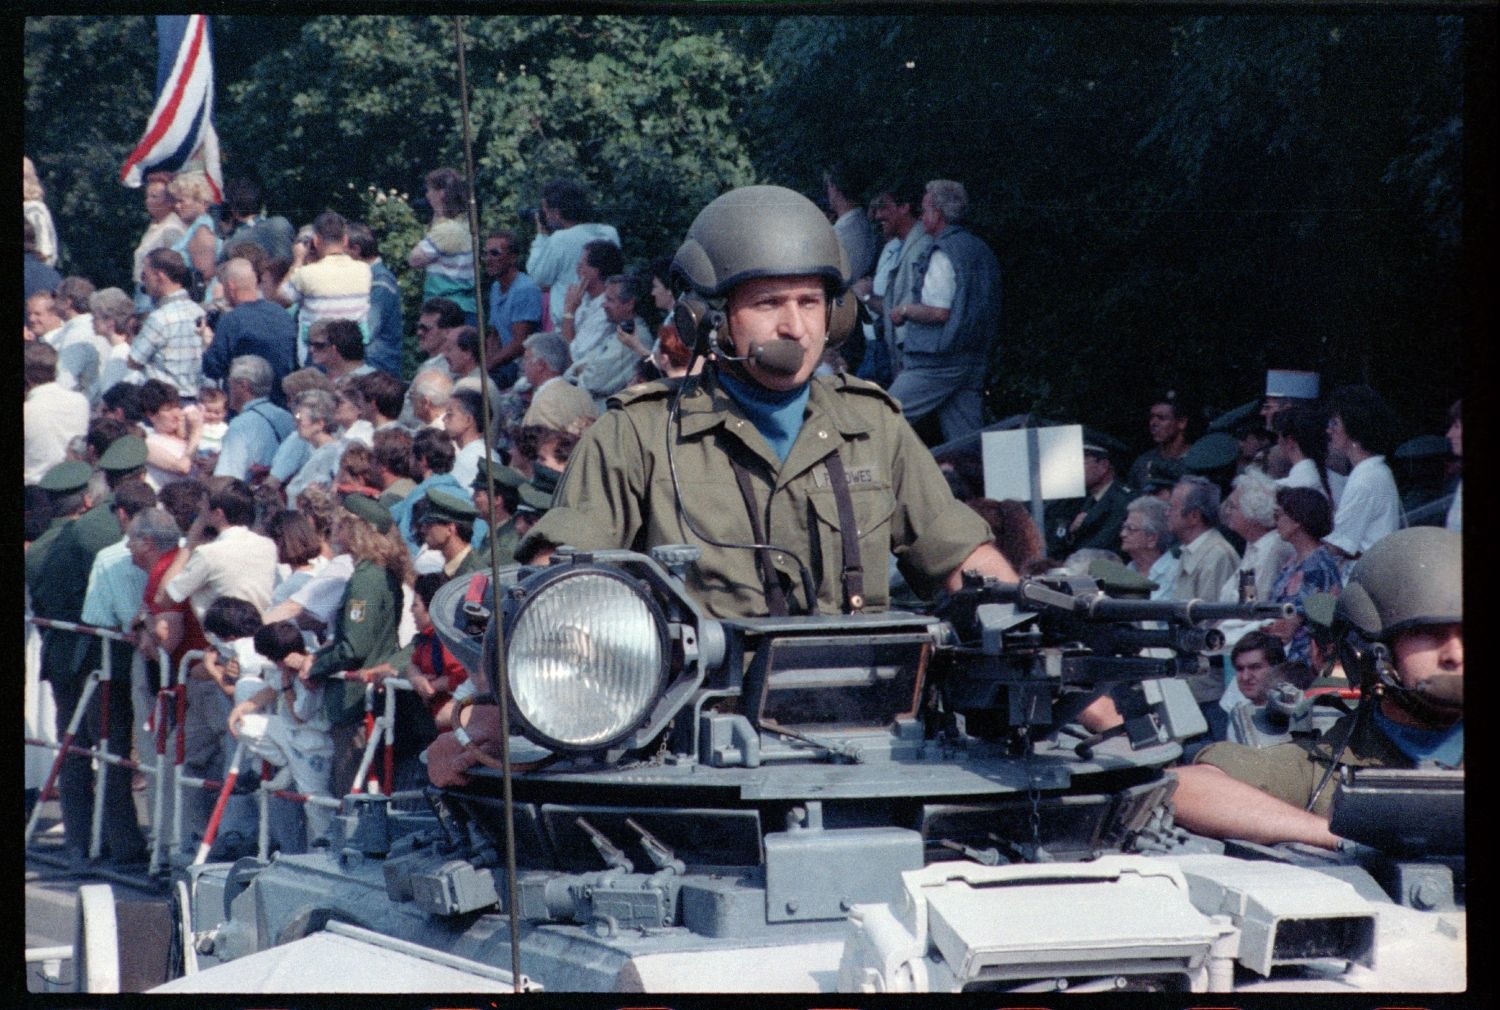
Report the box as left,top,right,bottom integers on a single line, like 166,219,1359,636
964,578,1292,625
1076,596,1293,623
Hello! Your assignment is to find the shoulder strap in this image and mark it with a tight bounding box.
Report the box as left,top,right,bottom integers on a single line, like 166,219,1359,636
727,455,790,617
245,403,293,440
821,452,866,613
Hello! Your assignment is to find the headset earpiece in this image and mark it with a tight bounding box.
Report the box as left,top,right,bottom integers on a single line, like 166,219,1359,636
673,293,727,358
825,289,859,350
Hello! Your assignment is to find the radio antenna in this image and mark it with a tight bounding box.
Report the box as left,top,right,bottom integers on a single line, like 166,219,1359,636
452,14,523,991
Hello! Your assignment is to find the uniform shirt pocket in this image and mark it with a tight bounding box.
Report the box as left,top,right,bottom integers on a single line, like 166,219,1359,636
807,482,896,609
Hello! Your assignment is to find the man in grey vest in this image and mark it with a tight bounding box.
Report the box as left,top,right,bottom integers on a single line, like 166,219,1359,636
886,180,1001,445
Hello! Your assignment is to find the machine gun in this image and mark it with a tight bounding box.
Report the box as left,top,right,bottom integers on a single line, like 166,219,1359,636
932,571,1293,751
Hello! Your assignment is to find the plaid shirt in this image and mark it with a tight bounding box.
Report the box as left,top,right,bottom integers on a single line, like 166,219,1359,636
129,289,205,397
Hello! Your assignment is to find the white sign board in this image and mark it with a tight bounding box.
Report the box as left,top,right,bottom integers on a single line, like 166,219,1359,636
981,425,1086,502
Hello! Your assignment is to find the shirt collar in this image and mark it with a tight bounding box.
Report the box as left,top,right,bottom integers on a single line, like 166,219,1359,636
677,368,874,442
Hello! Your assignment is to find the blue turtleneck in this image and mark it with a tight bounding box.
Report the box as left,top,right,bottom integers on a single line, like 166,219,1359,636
718,371,811,465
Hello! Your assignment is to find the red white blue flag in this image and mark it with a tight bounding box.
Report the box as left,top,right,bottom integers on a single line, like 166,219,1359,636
120,14,222,200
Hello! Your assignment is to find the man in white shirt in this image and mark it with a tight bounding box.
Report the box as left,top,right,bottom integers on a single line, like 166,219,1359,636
556,240,620,374
157,479,279,622
24,342,89,485
850,182,932,385
825,164,876,284
1168,475,1242,736
52,278,111,403
565,273,647,410
1324,384,1402,563
525,178,620,321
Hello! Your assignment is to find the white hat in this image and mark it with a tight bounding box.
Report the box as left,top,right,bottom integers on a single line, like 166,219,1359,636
1265,369,1319,399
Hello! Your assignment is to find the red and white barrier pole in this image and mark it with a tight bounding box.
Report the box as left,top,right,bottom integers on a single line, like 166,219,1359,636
193,738,246,866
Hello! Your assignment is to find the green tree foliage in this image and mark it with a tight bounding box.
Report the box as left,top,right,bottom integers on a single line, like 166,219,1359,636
219,15,765,268
24,16,158,286
744,13,1466,442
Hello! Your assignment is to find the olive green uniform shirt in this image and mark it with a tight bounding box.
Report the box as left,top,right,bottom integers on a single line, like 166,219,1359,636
378,477,418,511
27,503,122,684
519,369,991,619
486,515,520,565
445,545,489,579
1194,711,1413,818
310,558,404,723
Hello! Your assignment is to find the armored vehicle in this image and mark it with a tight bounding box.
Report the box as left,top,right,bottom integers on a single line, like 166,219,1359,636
79,548,1464,994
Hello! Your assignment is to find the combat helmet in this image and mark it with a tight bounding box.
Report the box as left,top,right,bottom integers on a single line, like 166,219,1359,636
1336,527,1462,641
671,185,858,356
1334,527,1462,720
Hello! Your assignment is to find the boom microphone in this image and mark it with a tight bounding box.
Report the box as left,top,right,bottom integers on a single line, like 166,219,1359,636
718,340,807,376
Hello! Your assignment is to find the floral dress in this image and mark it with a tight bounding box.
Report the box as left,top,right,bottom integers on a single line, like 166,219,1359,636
1270,545,1343,664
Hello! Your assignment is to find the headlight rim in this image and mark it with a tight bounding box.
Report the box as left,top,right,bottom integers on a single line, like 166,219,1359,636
501,562,672,754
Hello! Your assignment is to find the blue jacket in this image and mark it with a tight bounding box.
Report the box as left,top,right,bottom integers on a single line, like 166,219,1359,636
202,299,298,407
365,260,405,377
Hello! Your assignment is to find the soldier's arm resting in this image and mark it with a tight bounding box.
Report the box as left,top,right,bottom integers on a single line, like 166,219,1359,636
1170,762,1342,850
945,541,1019,590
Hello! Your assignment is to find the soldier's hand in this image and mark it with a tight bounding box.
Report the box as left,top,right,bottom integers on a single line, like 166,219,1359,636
425,703,502,788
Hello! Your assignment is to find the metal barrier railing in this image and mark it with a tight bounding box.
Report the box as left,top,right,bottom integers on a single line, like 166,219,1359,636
26,614,433,873
23,616,173,873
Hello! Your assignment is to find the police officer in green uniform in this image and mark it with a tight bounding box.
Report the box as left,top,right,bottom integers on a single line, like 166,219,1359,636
515,185,1018,617
471,457,526,564
25,459,149,862
419,487,488,579
1171,527,1462,849
303,493,410,796
1044,430,1134,558
432,186,1020,786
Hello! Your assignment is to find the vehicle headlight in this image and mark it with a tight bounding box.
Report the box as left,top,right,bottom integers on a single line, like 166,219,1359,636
506,567,669,751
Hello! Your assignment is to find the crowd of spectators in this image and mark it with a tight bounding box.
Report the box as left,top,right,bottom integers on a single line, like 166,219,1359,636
23,155,1459,867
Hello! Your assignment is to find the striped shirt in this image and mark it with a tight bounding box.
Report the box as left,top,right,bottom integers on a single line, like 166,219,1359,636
280,253,372,363
417,218,477,314
129,289,206,397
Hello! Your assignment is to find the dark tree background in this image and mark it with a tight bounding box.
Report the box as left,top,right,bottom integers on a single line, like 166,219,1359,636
24,12,1479,450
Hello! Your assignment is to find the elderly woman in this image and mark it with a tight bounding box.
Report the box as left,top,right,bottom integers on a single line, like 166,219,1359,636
1218,468,1294,604
1266,486,1343,664
332,375,374,448
1119,495,1178,600
407,167,476,317
90,287,139,395
138,378,202,488
167,171,222,295
285,389,344,500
